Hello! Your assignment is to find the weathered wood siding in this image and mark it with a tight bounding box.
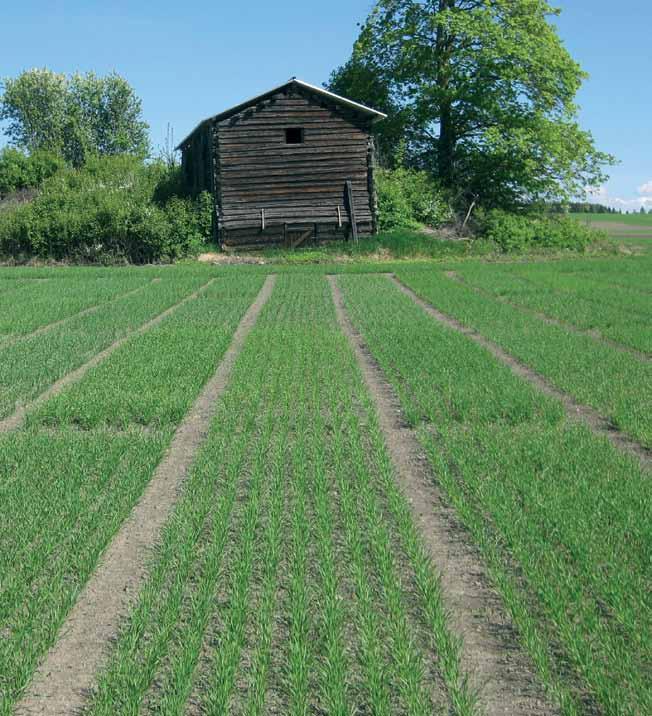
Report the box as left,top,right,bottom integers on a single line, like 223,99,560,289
214,87,375,247
181,126,213,195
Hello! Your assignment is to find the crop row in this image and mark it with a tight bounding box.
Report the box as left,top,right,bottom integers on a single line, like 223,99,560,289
0,274,210,420
525,255,652,294
338,274,652,716
396,269,652,448
0,274,264,714
88,274,473,716
506,264,652,316
0,278,35,297
453,263,652,354
0,273,155,340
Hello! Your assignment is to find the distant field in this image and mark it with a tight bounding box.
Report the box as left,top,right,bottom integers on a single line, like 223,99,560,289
572,212,652,253
0,254,650,715
573,212,652,226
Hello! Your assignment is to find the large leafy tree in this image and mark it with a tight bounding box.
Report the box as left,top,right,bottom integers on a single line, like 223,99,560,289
333,0,614,208
327,59,410,166
1,69,149,165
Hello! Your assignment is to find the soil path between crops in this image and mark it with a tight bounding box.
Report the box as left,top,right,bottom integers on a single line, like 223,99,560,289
328,275,556,716
0,279,211,433
15,274,276,716
0,279,157,349
445,270,651,363
390,274,652,473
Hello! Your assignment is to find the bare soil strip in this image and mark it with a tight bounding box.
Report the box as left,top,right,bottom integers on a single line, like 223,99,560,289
390,274,652,473
0,279,215,434
446,270,651,363
589,221,652,234
0,280,155,348
16,274,276,716
328,275,555,716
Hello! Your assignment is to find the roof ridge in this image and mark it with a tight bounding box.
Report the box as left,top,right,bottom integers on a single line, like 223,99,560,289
175,78,386,149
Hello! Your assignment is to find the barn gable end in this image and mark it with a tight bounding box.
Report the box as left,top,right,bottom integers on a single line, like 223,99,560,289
177,79,385,250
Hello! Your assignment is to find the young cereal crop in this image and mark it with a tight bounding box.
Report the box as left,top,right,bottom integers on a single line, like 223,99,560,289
338,274,652,716
0,274,265,714
0,275,210,420
452,263,652,354
87,274,474,716
395,268,652,447
0,273,150,341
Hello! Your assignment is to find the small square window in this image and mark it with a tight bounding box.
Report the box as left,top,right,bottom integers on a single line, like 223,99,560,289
285,127,304,144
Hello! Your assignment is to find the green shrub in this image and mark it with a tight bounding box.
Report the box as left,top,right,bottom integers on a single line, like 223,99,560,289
376,167,451,231
479,209,606,252
0,148,65,196
0,156,212,263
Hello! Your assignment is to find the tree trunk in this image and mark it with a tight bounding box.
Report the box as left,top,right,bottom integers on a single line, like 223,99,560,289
438,101,455,188
436,0,456,189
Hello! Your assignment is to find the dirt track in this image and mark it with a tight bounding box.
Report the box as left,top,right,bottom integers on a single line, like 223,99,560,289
329,275,556,716
16,275,277,716
390,274,652,473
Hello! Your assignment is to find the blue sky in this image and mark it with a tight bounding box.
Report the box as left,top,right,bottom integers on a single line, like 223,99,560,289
2,0,650,209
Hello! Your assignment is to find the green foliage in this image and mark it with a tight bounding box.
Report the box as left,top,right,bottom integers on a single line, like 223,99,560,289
0,156,212,263
0,69,149,165
0,147,65,196
326,59,409,166
376,167,451,230
343,0,615,208
479,209,605,252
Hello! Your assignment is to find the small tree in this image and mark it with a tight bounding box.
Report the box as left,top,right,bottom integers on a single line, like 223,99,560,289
1,69,150,165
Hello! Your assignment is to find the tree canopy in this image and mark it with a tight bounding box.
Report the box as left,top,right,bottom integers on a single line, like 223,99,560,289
0,69,149,165
329,0,614,209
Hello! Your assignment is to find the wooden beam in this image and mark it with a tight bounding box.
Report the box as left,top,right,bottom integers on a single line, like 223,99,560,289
290,228,312,249
345,180,358,242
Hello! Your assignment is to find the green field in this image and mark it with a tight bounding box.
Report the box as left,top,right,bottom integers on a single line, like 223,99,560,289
572,212,652,254
0,251,650,716
574,212,652,227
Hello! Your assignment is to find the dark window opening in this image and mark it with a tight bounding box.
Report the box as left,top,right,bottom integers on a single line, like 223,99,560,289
285,127,304,144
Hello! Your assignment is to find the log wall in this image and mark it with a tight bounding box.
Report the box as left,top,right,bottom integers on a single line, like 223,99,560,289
181,126,213,195
179,86,379,249
214,88,376,247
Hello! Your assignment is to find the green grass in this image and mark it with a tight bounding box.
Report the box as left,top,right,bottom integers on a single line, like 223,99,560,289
247,229,493,264
573,212,652,226
87,274,474,716
338,274,652,716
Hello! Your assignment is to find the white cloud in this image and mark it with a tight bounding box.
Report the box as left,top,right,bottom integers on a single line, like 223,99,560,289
584,184,652,211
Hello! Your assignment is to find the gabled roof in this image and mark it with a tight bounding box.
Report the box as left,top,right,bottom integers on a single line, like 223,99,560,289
175,78,387,150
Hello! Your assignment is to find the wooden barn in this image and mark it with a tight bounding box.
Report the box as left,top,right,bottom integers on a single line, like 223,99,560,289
176,78,386,250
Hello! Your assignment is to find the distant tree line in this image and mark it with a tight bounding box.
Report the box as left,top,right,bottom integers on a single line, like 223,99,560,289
549,203,619,214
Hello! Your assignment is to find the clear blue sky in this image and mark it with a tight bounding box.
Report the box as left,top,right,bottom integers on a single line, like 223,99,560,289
2,0,650,209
